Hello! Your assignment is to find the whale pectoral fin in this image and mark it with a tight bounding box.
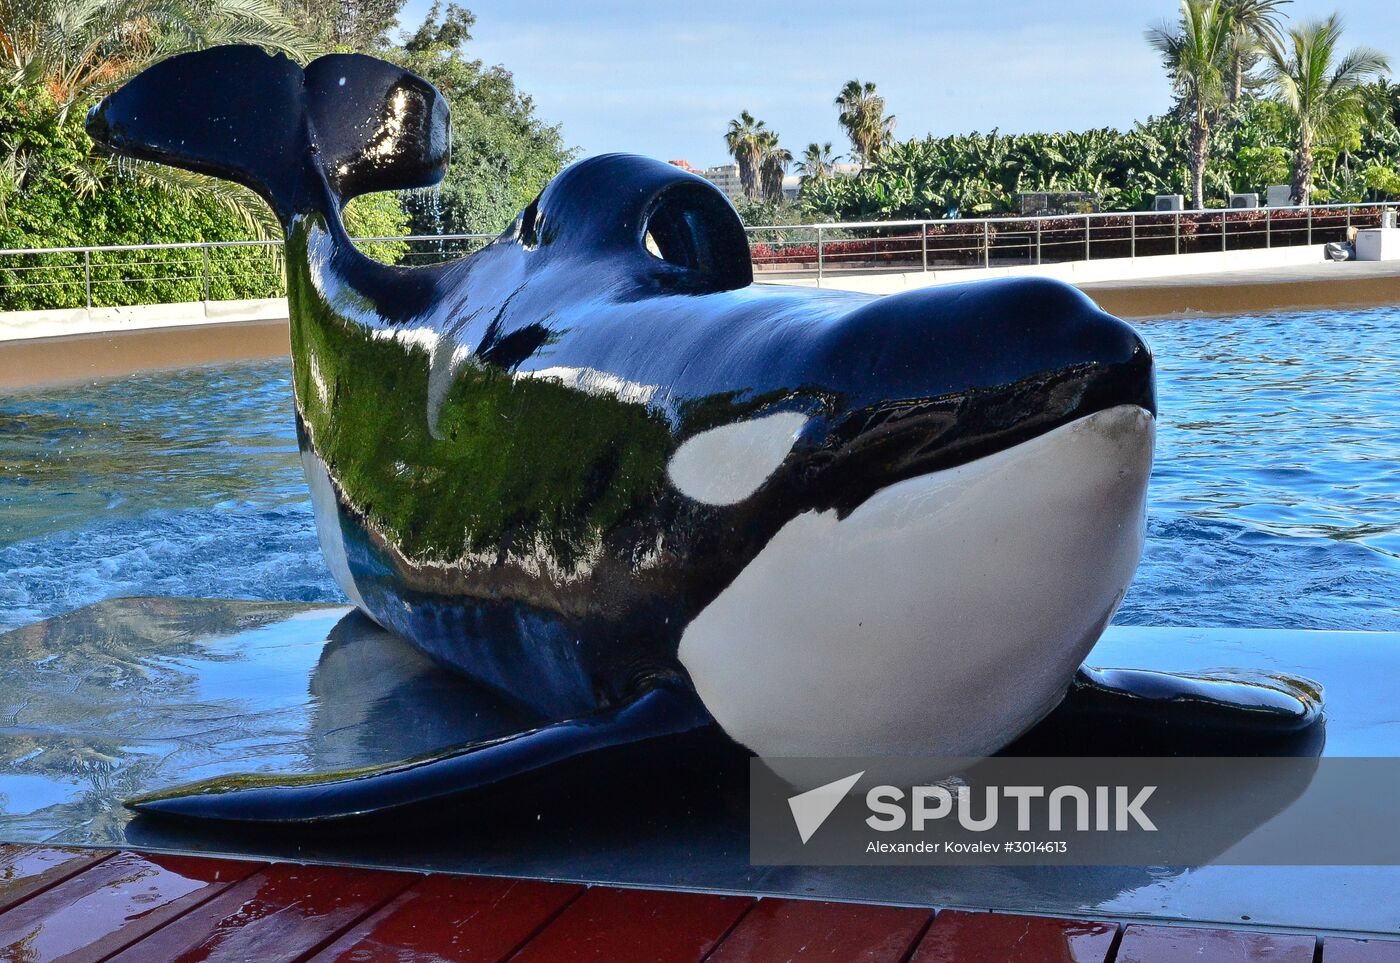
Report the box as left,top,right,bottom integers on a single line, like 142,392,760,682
1006,666,1324,757
1072,665,1324,733
124,681,713,824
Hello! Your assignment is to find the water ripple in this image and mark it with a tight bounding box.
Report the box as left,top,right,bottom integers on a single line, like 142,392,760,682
1118,305,1400,629
1,305,1398,633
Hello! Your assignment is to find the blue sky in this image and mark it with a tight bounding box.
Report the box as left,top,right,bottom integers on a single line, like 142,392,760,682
399,0,1400,168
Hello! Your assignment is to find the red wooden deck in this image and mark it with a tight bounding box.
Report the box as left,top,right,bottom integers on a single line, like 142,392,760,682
1,844,1397,962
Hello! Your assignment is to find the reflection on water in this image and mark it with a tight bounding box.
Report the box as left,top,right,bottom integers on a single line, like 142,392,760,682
0,305,1398,632
0,598,534,843
2,599,1395,936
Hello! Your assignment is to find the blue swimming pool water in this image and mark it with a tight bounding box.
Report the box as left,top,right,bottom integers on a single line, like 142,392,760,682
2,304,1398,633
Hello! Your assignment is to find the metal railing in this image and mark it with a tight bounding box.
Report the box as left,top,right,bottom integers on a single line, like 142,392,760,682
0,234,496,312
745,201,1400,284
1,201,1396,310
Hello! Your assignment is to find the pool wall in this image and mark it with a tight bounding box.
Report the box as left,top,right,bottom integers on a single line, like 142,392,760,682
3,254,1398,391
0,319,290,390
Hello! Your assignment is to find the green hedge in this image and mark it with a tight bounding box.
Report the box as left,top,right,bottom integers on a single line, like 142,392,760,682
799,96,1400,222
0,85,406,311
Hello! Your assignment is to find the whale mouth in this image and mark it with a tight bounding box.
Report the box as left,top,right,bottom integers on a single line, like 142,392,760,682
678,402,1156,761
807,368,1155,517
794,279,1156,515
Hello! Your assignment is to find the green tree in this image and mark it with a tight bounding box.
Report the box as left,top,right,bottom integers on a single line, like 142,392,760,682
1362,162,1400,199
1262,14,1389,204
0,82,404,309
835,79,894,167
0,0,313,240
1223,0,1291,102
796,142,837,184
1147,0,1235,208
756,130,791,202
0,0,309,117
280,0,405,50
1364,80,1400,130
392,3,573,235
797,83,1400,222
1235,144,1290,188
725,109,767,201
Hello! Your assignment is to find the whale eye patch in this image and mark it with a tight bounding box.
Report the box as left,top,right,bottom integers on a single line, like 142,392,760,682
668,412,809,506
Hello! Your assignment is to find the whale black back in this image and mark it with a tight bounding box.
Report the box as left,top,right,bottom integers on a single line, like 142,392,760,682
86,46,450,223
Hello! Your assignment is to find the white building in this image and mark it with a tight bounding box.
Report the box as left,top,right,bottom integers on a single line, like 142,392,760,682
669,159,859,203
700,164,743,200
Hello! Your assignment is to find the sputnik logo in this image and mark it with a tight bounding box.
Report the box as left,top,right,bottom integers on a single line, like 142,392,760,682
787,771,864,844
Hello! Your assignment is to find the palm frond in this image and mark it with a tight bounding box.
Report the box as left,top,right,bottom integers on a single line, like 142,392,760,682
120,159,281,241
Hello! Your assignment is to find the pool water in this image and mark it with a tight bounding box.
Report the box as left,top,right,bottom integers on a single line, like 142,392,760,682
1,305,1398,633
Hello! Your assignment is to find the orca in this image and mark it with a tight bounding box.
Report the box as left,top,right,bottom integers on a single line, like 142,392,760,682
86,46,1322,822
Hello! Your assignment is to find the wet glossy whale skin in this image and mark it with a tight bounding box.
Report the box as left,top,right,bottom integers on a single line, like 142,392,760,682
87,44,1154,728
282,198,1156,724
82,47,1217,822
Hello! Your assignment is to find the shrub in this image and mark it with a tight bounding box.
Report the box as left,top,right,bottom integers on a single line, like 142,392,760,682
0,85,407,310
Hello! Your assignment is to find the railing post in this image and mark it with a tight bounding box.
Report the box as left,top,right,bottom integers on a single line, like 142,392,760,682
1266,207,1271,248
983,220,990,268
921,223,928,273
1084,215,1091,262
83,249,91,309
1222,210,1227,252
1175,213,1181,255
1307,205,1313,245
816,226,824,288
202,245,211,302
1130,214,1136,258
1035,218,1042,265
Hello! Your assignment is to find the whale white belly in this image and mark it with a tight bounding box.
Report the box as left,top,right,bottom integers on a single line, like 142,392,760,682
677,403,1155,760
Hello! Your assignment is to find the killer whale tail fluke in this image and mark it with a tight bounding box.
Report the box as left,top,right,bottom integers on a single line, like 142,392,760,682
85,46,450,225
122,681,714,824
302,54,451,206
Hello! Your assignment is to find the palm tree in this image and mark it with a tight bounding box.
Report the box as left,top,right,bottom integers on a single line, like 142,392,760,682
1263,15,1389,205
756,130,791,202
1147,0,1234,209
0,0,309,118
796,142,838,183
1222,0,1291,102
725,109,768,200
875,112,896,158
835,79,894,167
0,0,312,238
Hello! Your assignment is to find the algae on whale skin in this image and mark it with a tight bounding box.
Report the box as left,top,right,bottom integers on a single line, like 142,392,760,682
285,219,676,573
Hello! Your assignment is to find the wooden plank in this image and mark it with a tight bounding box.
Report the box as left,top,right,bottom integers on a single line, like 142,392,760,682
911,910,1117,963
107,862,414,962
0,850,257,963
509,886,752,963
1117,924,1315,963
0,845,113,914
307,874,581,963
1325,937,1400,962
707,897,931,962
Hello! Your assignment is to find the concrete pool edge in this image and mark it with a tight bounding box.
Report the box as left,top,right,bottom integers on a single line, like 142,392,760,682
0,317,291,390
4,600,1400,937
3,263,1399,390
1082,260,1400,320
